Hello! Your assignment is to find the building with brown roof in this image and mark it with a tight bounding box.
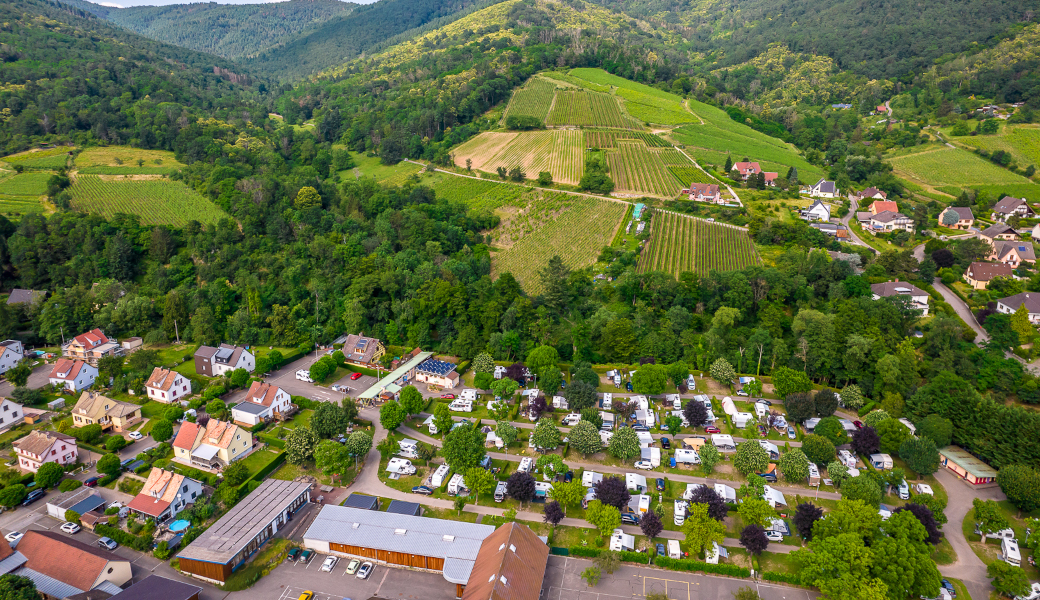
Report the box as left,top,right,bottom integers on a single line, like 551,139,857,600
48,359,98,392
172,419,252,471
979,222,1018,246
461,523,549,600
871,281,929,316
687,183,721,203
991,196,1035,222
965,262,1015,290
991,241,1036,268
341,334,386,368
857,187,887,201
193,344,254,377
107,575,201,600
62,329,122,367
938,206,975,230
145,367,191,404
867,210,914,235
126,468,204,522
72,392,141,433
230,381,292,426
14,430,77,472
13,530,131,595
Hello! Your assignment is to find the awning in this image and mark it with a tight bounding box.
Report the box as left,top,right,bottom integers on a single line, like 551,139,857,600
191,444,219,461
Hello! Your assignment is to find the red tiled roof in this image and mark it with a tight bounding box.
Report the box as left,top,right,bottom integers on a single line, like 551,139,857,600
245,381,282,407
172,422,200,450
145,367,181,392
49,358,85,381
72,329,110,349
462,523,549,600
17,530,116,591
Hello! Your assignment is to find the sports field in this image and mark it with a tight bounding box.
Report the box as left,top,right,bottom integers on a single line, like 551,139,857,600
452,130,584,185
606,142,684,197
638,211,760,277
888,145,1040,195
69,176,229,226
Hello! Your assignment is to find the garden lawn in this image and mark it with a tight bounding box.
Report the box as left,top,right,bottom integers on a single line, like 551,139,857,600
237,449,282,479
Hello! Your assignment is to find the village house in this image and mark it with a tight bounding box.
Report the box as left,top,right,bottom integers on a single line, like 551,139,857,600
48,358,98,391
173,419,253,471
194,343,255,377
230,381,293,426
868,200,899,214
871,281,930,316
14,430,77,472
340,333,386,369
62,328,122,366
0,398,24,434
0,340,23,377
5,530,132,596
857,187,888,201
996,292,1040,324
938,206,975,230
145,366,192,403
1031,222,1040,239
991,196,1035,222
731,162,778,186
965,262,1015,290
807,178,839,199
809,223,850,239
126,468,204,523
411,358,459,388
990,241,1036,268
686,183,721,203
801,199,831,222
867,210,914,234
979,222,1018,246
72,391,142,433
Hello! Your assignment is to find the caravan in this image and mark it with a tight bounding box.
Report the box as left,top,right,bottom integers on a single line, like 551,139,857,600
430,464,451,488
494,481,508,502
423,414,439,434
869,453,894,470
1003,539,1022,566
562,413,582,426
675,448,700,465
448,473,468,495
711,434,736,452
459,389,478,402
640,447,661,468
398,438,419,459
668,539,681,559
552,396,569,410
518,457,534,473
386,458,417,475
837,449,857,469
448,399,473,412
733,412,755,429
667,394,682,410
673,500,687,526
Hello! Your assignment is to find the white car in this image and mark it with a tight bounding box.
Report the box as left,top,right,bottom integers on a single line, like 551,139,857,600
295,370,314,383
765,530,783,542
60,522,81,534
128,431,143,440
319,555,338,572
634,460,654,470
356,562,374,579
4,532,22,544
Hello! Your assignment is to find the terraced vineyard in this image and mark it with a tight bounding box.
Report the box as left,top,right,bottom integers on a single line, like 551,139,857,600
453,130,583,185
606,142,683,197
669,166,717,185
69,176,229,226
585,130,670,148
546,90,639,129
638,211,760,277
504,77,557,122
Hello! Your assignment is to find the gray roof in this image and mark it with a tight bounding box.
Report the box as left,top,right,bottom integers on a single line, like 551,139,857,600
230,401,268,415
48,488,103,511
303,504,495,568
6,289,45,305
16,567,83,598
998,292,1040,314
108,575,201,600
871,281,927,297
92,581,124,595
359,351,432,399
981,223,1015,238
944,206,974,221
993,196,1029,213
341,494,379,510
813,178,837,194
995,241,1036,262
0,551,26,575
177,479,311,564
870,210,910,223
67,494,106,517
386,500,422,516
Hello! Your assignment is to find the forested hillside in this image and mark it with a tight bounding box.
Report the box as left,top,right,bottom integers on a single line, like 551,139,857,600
0,0,262,152
60,0,356,61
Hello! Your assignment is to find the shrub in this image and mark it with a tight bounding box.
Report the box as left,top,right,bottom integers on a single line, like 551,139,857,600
94,524,153,552
653,556,751,577
58,479,83,492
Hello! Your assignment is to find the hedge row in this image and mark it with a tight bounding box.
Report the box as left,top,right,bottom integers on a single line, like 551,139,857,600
653,556,751,578
94,524,153,552
237,452,286,491
258,434,285,448
569,546,600,558
761,571,804,585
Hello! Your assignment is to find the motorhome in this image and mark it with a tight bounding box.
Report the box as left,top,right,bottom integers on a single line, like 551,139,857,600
673,500,686,526
1003,538,1022,566
711,434,736,452
640,447,661,468
494,481,507,502
423,414,439,434
668,539,681,559
667,394,682,410
398,438,419,459
870,453,893,470
459,389,478,402
386,458,416,475
601,393,613,409
518,457,534,473
448,473,468,495
562,413,582,426
686,375,697,389
534,481,553,503
609,529,635,552
600,411,615,430
448,399,473,412
733,412,755,429
683,483,704,500
430,464,451,488
675,448,700,465
807,463,821,486
898,479,910,500
758,440,780,460
837,449,857,469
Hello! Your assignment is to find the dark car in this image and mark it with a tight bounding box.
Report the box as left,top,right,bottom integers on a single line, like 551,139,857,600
853,420,864,429
620,513,639,525
411,486,434,495
21,489,45,506
632,424,649,432
119,458,135,471
564,471,573,483
299,549,314,564
941,579,956,597
660,437,671,449
655,478,665,492
286,548,301,562
758,399,772,406
84,477,100,488
625,382,633,391
655,543,665,556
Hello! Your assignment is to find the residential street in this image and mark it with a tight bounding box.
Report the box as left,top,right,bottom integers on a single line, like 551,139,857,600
839,197,872,250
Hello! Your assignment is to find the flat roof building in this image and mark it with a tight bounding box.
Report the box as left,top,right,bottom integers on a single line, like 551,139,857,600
939,446,998,485
341,494,380,511
177,479,311,583
108,575,202,600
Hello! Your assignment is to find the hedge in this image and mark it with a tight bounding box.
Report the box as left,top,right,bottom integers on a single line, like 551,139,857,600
761,571,804,585
94,524,153,552
237,452,286,491
858,402,877,416
653,556,751,578
258,434,285,448
569,546,600,558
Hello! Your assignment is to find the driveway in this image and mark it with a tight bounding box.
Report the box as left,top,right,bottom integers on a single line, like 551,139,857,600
934,468,1006,600
0,363,52,395
932,278,989,343
225,354,360,405
840,198,873,251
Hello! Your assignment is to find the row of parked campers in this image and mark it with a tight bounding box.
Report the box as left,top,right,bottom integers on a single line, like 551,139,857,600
974,524,1024,567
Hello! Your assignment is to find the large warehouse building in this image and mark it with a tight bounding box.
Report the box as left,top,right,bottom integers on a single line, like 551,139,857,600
177,479,311,583
303,505,549,598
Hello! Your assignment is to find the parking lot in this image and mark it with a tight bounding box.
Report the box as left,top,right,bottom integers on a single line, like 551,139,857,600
258,555,457,600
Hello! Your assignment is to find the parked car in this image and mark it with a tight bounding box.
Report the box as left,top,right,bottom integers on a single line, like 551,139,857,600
564,471,573,483
351,372,362,380
299,549,314,564
736,390,748,396
625,382,633,391
620,513,639,525
661,438,671,449
411,485,434,495
655,543,665,556
60,522,81,534
765,531,784,542
97,537,118,551
128,431,143,440
320,556,339,572
853,420,864,429
441,393,455,399
632,424,649,432
634,460,654,470
297,593,314,600
356,562,374,579
4,532,22,544
287,548,301,562
705,426,721,434
787,427,796,439
84,476,100,488
345,559,361,575
758,400,772,406
941,579,956,597
655,478,665,491
22,490,45,506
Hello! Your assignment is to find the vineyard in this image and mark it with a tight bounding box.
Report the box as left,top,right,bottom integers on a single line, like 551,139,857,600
504,77,556,122
0,194,45,220
568,68,696,126
1,147,71,170
0,173,51,196
75,147,184,175
668,166,717,185
69,176,228,226
546,90,639,129
585,130,670,148
453,130,583,185
638,211,760,277
606,142,683,197
429,176,525,212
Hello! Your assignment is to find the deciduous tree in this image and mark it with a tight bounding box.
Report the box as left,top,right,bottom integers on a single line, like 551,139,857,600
709,358,735,383
916,414,952,448
877,418,911,454
507,471,535,505
688,485,728,521
851,426,880,456
680,502,726,557
311,401,349,438
472,353,495,374
973,498,1010,539
379,399,405,431
548,480,585,513
464,467,496,504
683,400,708,428
801,434,836,465
733,440,769,476
778,448,810,483
794,502,823,540
345,430,372,467
399,385,425,415
593,476,631,510
432,402,453,435
998,464,1040,515
899,436,940,477
841,475,882,508
442,422,486,473
608,425,640,460
495,421,518,447
564,380,598,411
640,509,663,540
740,524,769,556
988,560,1030,598
813,416,847,446
699,443,721,475
531,417,562,450
285,426,319,465
633,364,669,394
543,500,564,528
737,498,775,528
570,421,602,456
536,454,565,481
585,500,621,538
34,462,64,489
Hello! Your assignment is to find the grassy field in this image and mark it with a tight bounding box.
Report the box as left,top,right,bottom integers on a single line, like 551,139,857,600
504,76,557,122
0,172,51,196
452,130,584,185
68,176,229,226
638,211,761,277
1,147,72,170
429,175,525,211
943,123,1040,168
339,152,422,186
606,141,684,197
75,147,184,175
888,145,1040,197
0,194,45,220
668,166,718,185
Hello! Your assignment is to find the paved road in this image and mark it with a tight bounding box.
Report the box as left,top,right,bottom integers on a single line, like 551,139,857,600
933,468,1006,600
0,363,52,395
839,197,873,250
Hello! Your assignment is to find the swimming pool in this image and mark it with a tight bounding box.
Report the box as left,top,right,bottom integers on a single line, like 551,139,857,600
168,520,191,533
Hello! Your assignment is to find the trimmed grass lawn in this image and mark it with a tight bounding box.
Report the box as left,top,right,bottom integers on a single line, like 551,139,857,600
237,449,281,478
962,500,1040,581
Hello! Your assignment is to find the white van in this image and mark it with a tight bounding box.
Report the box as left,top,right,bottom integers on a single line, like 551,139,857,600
449,399,473,412
518,457,533,473
494,481,508,502
295,369,313,383
562,413,582,426
667,539,681,559
1003,538,1022,566
897,479,909,500
673,500,686,526
386,458,416,475
675,448,700,465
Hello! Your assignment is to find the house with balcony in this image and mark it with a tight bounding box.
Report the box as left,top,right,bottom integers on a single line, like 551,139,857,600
194,344,254,377
867,210,914,234
173,419,252,471
686,183,721,203
857,187,887,202
871,281,929,316
72,392,142,433
340,334,386,368
14,430,77,472
127,468,204,523
145,367,192,404
48,359,98,391
62,329,122,366
965,262,1015,290
979,223,1018,247
991,241,1036,268
991,196,1035,222
230,382,293,426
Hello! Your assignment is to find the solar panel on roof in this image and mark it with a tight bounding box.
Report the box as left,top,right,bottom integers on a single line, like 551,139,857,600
214,348,233,362
418,359,456,375
356,339,368,352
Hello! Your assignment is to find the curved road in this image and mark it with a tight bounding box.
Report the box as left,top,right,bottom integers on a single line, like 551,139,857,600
840,197,873,250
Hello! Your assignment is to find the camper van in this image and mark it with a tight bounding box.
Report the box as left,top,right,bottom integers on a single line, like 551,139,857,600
431,464,451,488
386,458,417,475
398,438,419,459
1003,538,1022,566
667,394,682,410
600,411,615,431
459,389,478,402
675,448,700,465
448,399,473,412
673,500,687,526
897,479,910,500
869,453,893,470
448,473,468,495
837,449,857,469
518,457,534,473
494,481,507,502
668,539,681,559
562,413,582,426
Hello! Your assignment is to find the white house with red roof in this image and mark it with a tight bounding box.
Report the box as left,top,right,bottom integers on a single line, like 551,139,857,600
231,382,292,426
14,430,78,472
730,162,778,186
687,183,721,203
145,367,191,403
127,468,203,523
62,328,122,366
48,359,97,391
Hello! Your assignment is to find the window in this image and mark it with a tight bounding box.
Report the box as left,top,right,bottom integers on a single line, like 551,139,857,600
232,448,236,455
236,435,240,440
183,485,188,492
51,450,55,456
191,491,197,499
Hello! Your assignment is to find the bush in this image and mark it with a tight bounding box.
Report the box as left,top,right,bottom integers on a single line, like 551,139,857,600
761,571,803,585
653,556,751,577
94,524,153,552
505,115,543,130
59,479,83,492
